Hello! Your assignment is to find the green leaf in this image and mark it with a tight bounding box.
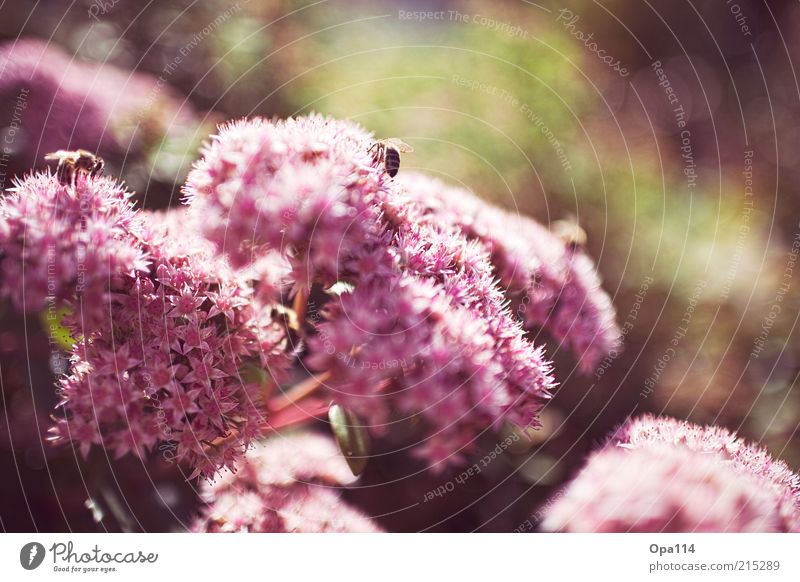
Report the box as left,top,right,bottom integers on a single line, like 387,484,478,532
328,403,370,476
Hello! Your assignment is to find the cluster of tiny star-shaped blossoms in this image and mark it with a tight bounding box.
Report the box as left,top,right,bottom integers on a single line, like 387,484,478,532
0,171,294,479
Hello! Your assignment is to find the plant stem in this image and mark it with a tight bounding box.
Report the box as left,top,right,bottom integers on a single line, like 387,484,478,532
267,371,331,413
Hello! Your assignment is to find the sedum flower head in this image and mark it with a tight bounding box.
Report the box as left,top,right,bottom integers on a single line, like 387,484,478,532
396,172,621,373
542,443,784,532
310,274,554,469
183,114,384,284
185,115,564,470
0,172,148,324
193,432,382,532
311,187,555,468
611,414,800,531
49,208,292,479
542,415,800,532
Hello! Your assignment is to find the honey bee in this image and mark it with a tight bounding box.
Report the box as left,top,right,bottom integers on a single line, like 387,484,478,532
550,218,587,251
368,138,413,177
44,149,104,188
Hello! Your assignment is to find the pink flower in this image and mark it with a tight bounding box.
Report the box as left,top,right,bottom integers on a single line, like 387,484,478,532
542,415,800,532
310,274,553,470
193,432,382,532
395,172,621,373
611,414,800,531
183,115,384,286
0,172,148,326
185,115,562,470
49,208,292,479
0,39,199,177
542,443,784,532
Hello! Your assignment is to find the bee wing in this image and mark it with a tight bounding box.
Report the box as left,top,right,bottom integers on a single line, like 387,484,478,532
387,139,414,153
44,151,68,160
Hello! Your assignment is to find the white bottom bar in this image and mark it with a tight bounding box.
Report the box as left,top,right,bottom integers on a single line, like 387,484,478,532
1,533,799,580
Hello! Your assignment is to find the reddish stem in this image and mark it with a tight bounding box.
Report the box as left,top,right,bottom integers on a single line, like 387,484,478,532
267,397,330,430
293,286,309,327
267,371,331,413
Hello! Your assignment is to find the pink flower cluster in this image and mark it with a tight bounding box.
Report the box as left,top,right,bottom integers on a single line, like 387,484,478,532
0,173,147,323
612,415,800,531
310,275,554,468
396,172,620,373
2,112,623,479
184,114,569,470
310,188,555,467
542,415,800,532
183,116,385,285
48,205,291,479
193,432,382,532
0,39,198,173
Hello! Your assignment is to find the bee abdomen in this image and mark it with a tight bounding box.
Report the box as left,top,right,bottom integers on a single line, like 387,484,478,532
384,147,401,177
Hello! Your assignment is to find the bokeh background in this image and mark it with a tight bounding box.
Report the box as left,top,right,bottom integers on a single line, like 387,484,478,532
1,0,799,532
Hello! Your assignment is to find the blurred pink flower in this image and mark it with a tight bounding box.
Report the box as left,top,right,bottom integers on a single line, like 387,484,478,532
193,432,382,532
611,414,800,531
542,443,784,532
395,172,621,373
0,38,197,176
542,415,800,532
